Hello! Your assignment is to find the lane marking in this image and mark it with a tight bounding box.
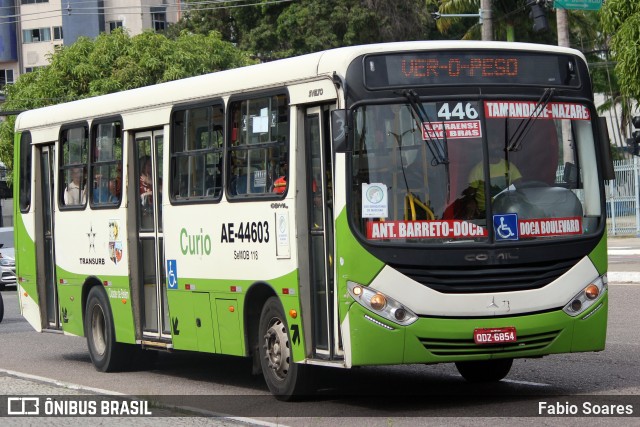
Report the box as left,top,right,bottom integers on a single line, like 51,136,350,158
502,379,551,387
608,249,640,255
608,272,640,284
0,368,123,395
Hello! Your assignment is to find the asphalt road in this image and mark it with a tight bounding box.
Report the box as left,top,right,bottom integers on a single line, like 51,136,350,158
0,240,639,425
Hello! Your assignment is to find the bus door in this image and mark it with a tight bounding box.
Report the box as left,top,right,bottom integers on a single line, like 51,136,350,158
134,130,170,342
38,144,60,329
305,106,335,358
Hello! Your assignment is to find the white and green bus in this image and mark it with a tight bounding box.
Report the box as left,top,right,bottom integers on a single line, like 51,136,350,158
13,41,613,399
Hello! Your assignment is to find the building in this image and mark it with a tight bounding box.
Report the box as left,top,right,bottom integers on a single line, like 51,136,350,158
0,1,181,226
0,0,182,92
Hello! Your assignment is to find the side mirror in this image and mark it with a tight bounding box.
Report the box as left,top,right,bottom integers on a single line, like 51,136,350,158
331,109,350,153
597,116,615,180
563,162,578,188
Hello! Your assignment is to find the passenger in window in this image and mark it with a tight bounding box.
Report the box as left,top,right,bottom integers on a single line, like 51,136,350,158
108,166,122,203
139,155,153,206
272,162,288,194
94,174,110,204
64,167,86,205
466,141,521,217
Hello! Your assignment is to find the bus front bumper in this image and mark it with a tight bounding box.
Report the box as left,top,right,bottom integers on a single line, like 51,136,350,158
345,292,607,367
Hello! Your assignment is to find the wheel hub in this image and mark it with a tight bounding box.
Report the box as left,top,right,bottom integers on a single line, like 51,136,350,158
263,318,290,381
91,305,107,356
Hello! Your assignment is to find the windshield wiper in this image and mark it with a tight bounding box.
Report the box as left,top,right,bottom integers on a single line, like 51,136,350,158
399,89,448,165
507,87,555,152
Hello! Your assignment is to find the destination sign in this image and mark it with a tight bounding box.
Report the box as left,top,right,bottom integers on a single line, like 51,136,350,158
364,51,580,88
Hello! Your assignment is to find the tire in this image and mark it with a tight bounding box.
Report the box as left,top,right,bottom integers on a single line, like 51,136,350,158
455,358,513,383
259,296,313,400
0,292,4,323
84,286,130,372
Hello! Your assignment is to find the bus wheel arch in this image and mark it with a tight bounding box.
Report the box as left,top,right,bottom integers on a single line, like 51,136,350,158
244,282,277,372
81,276,104,330
83,282,130,372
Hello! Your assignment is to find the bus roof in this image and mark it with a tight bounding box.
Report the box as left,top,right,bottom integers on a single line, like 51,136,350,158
15,40,585,132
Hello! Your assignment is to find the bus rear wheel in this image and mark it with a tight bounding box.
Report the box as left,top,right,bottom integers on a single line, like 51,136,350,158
84,286,130,372
258,296,313,400
455,358,513,383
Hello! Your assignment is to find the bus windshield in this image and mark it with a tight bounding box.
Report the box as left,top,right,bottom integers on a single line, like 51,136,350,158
350,99,603,244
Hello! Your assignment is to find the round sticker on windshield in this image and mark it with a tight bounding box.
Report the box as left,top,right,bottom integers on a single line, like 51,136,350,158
362,183,388,218
366,185,384,204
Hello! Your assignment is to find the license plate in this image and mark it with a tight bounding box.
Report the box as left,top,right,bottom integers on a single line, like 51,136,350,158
473,327,517,345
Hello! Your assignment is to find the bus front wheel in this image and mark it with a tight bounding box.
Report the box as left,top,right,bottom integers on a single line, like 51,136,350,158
455,358,513,383
84,286,129,372
258,296,313,400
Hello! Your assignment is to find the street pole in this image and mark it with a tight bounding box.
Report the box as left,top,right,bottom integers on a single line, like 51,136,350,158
555,7,572,163
481,0,492,41
556,8,569,47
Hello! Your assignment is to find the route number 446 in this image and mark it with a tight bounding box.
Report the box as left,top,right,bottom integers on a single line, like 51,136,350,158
437,102,479,120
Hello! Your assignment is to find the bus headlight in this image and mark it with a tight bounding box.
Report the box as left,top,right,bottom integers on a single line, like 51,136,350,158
347,281,418,326
563,275,607,317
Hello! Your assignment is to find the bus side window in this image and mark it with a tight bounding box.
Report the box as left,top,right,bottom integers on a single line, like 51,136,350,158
91,121,123,207
19,132,33,213
170,104,223,201
59,125,89,208
227,94,289,199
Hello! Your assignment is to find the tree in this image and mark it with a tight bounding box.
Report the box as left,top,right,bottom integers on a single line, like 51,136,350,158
166,0,438,59
601,1,640,104
0,29,254,171
430,0,602,46
432,0,553,43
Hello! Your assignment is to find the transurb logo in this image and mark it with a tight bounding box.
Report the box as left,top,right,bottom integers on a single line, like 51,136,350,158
87,224,96,252
493,214,519,241
80,223,106,265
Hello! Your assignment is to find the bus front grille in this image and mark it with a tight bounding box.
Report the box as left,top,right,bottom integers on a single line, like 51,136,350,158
420,330,560,357
391,258,578,293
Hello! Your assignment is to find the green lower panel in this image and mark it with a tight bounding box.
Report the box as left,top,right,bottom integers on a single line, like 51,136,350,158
106,286,137,344
348,293,608,366
169,291,216,353
57,285,84,336
214,298,244,356
348,303,406,365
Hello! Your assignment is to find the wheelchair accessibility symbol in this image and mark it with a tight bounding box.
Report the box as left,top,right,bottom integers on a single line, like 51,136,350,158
167,259,178,290
493,214,519,241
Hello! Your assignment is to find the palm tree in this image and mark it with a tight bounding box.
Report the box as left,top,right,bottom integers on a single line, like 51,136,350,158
433,0,526,41
432,0,567,43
